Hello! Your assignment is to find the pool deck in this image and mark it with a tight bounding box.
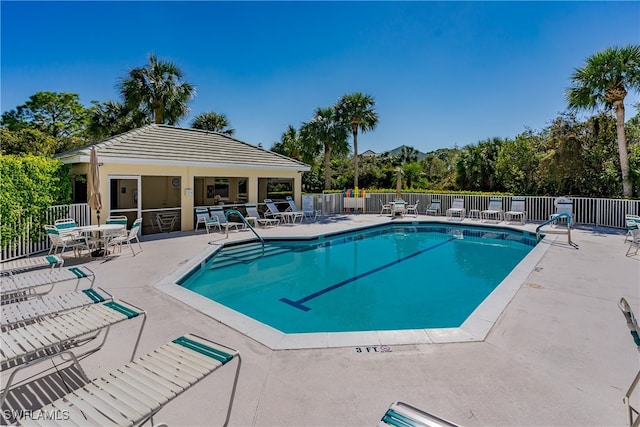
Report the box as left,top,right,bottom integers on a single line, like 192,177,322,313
5,214,640,426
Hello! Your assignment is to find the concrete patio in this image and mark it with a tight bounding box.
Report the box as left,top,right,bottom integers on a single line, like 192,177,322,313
3,214,639,426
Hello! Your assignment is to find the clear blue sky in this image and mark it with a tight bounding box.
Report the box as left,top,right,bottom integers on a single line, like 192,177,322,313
2,1,639,154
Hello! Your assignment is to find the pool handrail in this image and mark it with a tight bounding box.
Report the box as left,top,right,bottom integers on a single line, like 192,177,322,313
225,209,265,249
535,213,577,248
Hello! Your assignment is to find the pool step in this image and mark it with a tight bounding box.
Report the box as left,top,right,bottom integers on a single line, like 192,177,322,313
209,243,289,270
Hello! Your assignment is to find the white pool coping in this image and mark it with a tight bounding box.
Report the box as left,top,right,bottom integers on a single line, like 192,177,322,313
155,224,553,350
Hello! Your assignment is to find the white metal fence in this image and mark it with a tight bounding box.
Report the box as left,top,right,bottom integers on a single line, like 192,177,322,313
314,193,640,229
2,203,90,261
2,196,639,261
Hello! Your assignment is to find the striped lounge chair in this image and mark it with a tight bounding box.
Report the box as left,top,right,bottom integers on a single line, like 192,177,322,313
1,300,147,407
15,334,241,427
0,255,64,275
1,287,112,330
1,266,95,303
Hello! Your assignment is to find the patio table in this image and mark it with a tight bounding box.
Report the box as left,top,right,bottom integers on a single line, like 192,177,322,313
76,224,126,256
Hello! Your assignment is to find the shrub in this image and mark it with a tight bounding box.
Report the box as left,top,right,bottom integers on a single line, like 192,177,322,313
0,154,71,246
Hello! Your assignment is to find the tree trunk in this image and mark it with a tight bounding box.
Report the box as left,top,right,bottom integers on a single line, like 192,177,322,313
614,100,632,197
353,127,359,188
324,144,332,190
154,103,163,124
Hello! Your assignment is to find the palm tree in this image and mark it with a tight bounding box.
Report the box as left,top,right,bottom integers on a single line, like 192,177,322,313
88,100,150,140
335,92,378,188
300,107,349,190
567,45,640,197
191,112,235,136
272,125,305,161
119,54,196,125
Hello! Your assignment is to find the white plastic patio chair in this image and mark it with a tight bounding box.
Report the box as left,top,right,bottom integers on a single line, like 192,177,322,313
505,196,527,224
481,197,504,222
195,208,221,233
44,225,92,257
426,199,441,216
624,214,640,243
380,200,392,216
549,196,574,228
245,204,279,227
626,222,640,256
406,200,420,217
106,218,144,255
210,206,244,232
446,198,465,220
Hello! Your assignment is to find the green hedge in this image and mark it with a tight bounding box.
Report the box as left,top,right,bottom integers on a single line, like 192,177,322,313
0,154,71,246
317,189,514,196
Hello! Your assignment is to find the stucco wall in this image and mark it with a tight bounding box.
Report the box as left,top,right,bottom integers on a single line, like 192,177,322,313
72,162,302,230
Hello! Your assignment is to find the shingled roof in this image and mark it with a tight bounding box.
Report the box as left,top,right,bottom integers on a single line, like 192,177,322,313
57,125,310,171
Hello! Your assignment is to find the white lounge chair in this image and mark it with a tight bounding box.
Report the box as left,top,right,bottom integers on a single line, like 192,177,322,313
210,206,244,232
406,200,420,217
0,255,63,275
195,208,221,233
380,200,392,216
426,199,441,216
1,266,95,303
0,300,145,369
481,197,504,222
1,299,147,409
1,287,112,330
549,196,574,228
446,198,465,220
14,333,241,427
379,401,460,427
245,204,279,227
505,196,527,224
106,218,144,256
264,199,299,224
284,197,305,223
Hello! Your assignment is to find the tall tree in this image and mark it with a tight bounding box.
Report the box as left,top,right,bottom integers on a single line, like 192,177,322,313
119,54,195,125
1,91,90,152
335,92,378,188
300,107,349,190
191,112,235,135
566,45,640,197
0,128,58,156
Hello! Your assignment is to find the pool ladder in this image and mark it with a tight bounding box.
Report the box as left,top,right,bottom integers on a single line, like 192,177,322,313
225,209,265,252
535,213,578,249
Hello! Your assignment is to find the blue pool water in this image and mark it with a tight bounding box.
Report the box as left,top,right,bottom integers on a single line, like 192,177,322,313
180,224,537,333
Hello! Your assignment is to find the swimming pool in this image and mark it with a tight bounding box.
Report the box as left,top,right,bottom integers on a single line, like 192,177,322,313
178,223,538,336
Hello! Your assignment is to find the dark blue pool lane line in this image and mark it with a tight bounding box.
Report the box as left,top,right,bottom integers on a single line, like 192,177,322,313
280,237,456,311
